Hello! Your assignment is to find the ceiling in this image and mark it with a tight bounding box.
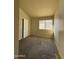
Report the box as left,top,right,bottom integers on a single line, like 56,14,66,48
20,0,59,17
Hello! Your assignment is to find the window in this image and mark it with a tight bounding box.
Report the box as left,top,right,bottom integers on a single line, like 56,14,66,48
39,20,53,30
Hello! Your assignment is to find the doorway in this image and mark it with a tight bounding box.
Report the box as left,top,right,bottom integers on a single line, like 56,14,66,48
22,18,29,38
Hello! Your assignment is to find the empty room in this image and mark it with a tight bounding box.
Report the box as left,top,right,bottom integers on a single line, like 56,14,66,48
14,0,64,59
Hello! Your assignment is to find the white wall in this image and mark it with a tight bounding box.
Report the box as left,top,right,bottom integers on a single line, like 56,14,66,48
19,8,30,40
54,0,64,59
54,17,64,59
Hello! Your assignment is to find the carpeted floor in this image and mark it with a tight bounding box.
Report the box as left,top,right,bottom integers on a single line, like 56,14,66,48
19,36,58,59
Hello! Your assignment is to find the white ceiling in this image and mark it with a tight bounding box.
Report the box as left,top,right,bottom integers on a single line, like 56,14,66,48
20,0,59,17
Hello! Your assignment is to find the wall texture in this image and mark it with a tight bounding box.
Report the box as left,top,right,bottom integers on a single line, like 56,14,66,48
19,8,30,40
30,16,54,38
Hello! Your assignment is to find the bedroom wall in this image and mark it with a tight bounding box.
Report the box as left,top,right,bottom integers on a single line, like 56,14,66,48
30,16,54,38
54,0,64,59
54,17,64,59
19,8,31,40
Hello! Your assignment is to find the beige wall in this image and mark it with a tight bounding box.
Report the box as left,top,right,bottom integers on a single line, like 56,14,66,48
54,17,64,59
19,8,30,40
14,0,19,59
54,0,64,59
30,17,54,38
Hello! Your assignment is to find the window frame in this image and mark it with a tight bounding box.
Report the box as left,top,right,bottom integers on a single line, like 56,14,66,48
39,19,53,30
